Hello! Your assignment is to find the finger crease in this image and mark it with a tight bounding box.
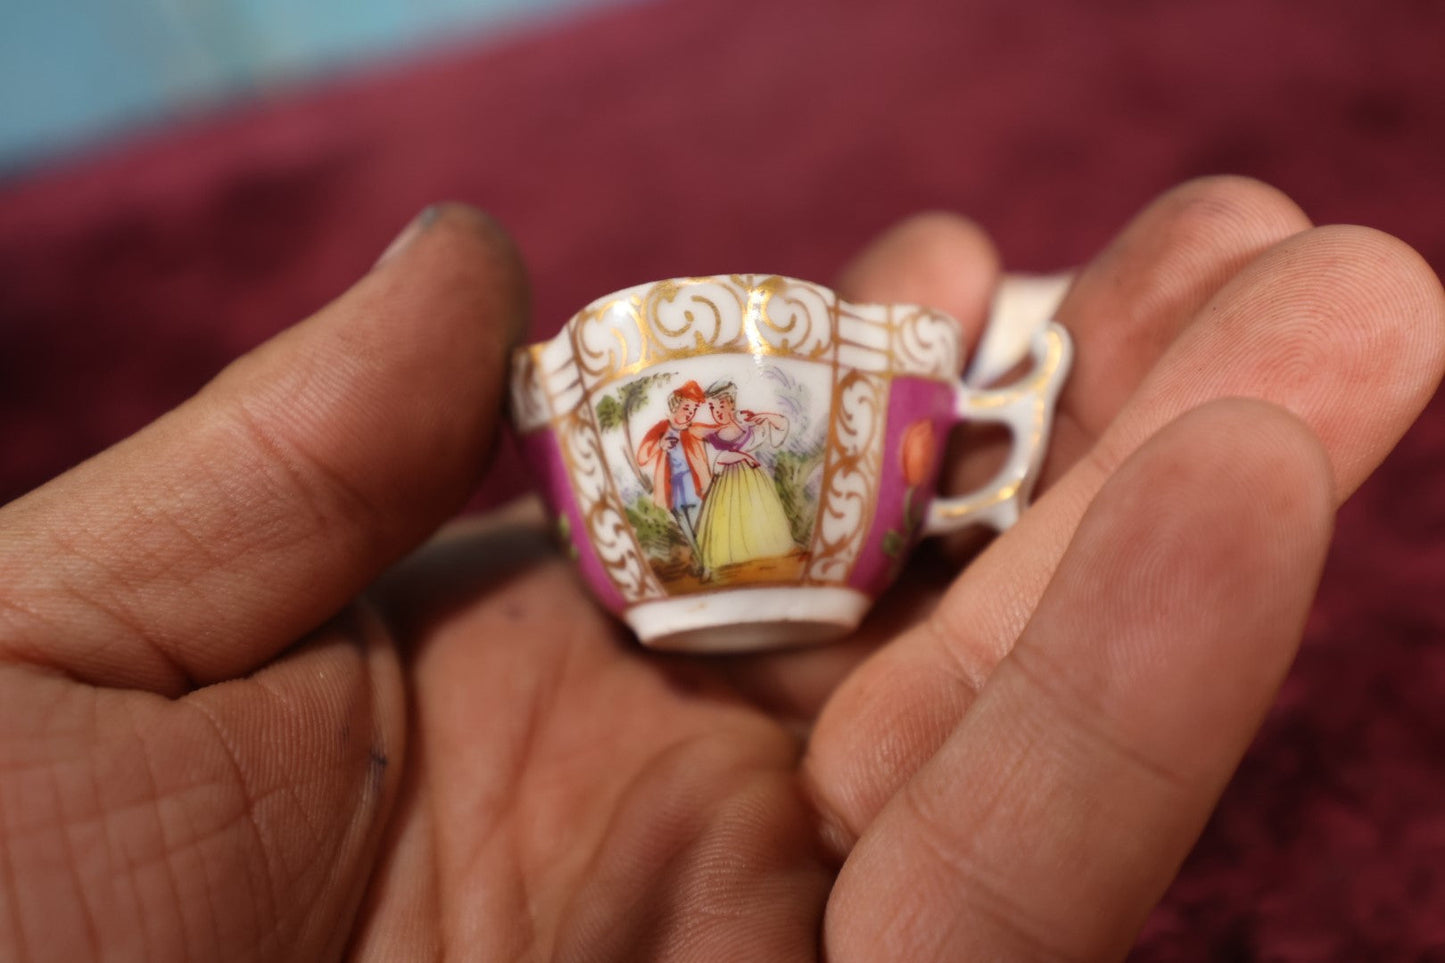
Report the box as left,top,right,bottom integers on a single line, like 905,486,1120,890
1006,644,1197,797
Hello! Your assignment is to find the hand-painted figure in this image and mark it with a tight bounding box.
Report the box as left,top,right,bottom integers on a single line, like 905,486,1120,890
636,380,715,572
695,380,797,570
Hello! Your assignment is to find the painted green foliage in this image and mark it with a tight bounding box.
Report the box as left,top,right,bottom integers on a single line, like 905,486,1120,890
555,514,580,561
594,373,673,493
772,447,825,546
625,495,686,557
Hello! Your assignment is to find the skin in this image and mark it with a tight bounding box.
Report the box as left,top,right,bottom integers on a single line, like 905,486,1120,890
657,399,704,453
711,395,739,437
707,395,761,468
672,399,700,429
1,180,1443,962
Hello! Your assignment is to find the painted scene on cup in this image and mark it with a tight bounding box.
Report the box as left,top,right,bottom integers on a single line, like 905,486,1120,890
591,357,831,593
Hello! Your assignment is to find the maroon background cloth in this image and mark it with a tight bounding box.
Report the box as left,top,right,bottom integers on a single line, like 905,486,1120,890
3,0,1444,957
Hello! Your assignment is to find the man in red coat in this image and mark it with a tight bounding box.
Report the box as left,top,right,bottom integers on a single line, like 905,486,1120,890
637,380,715,573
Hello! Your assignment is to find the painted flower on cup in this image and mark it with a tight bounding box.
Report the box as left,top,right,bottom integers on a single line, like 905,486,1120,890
900,418,936,488
883,418,936,559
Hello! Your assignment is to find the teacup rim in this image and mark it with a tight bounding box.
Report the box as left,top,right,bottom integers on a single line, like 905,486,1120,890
516,272,964,351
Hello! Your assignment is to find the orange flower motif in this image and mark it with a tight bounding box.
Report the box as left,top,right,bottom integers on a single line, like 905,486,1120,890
900,419,935,488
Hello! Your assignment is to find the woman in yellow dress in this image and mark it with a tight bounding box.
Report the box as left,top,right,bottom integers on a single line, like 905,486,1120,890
695,381,797,571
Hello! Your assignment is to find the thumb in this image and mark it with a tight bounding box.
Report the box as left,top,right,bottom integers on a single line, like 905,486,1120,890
0,203,529,693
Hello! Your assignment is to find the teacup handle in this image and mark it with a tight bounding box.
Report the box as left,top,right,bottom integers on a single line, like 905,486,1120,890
923,321,1073,535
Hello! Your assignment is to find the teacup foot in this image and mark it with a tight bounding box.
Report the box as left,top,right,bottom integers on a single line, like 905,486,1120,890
626,586,869,653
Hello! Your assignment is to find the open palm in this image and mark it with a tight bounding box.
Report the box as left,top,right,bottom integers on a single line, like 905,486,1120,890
3,185,1442,962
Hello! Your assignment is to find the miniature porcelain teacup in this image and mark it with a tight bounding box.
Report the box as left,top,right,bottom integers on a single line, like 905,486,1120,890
510,274,1071,652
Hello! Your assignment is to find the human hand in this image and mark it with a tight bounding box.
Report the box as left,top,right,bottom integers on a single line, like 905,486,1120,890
2,182,1442,962
741,410,782,433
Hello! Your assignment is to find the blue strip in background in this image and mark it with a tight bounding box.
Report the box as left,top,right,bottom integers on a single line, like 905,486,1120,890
0,0,620,169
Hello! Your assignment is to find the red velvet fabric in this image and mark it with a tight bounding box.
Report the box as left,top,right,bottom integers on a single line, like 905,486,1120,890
3,0,1443,956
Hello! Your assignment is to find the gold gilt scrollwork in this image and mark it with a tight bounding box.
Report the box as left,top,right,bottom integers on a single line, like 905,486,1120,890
567,276,832,397
555,404,665,603
748,275,834,360
570,298,646,381
806,369,888,585
644,276,746,358
508,347,546,430
892,307,962,380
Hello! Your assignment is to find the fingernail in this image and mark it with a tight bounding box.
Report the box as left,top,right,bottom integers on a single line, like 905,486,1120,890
374,205,442,270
